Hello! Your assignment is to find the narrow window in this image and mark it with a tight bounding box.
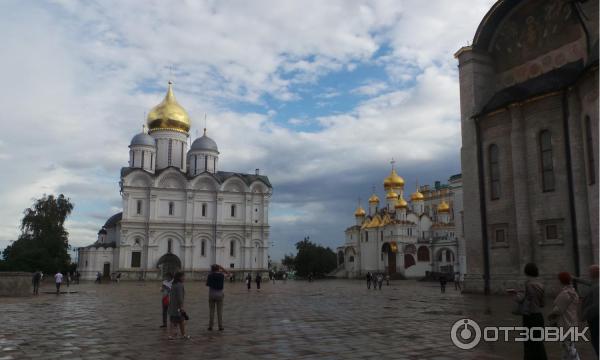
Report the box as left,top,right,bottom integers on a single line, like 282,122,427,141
202,203,207,217
141,151,145,169
540,130,555,192
489,144,500,200
585,116,596,184
150,153,153,170
204,156,208,171
230,240,235,257
201,240,206,256
380,231,383,241
495,229,505,243
213,157,216,172
131,251,141,268
132,151,135,167
365,232,369,242
136,200,142,215
194,155,198,175
180,142,184,169
231,204,236,217
168,139,172,166
546,225,558,240
167,239,172,253
168,202,174,216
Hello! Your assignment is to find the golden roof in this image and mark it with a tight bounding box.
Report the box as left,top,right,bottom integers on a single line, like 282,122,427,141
383,169,405,190
411,190,424,201
354,206,366,217
386,191,399,200
395,197,408,208
368,193,380,204
366,215,382,228
437,201,450,213
147,81,191,134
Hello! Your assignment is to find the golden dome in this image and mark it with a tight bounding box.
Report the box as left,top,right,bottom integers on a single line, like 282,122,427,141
437,201,450,213
395,197,408,208
411,190,424,201
386,191,399,200
368,193,380,204
146,81,191,134
383,169,405,190
354,206,366,217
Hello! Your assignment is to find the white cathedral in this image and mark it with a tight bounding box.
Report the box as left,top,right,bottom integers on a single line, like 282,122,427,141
337,167,465,279
78,82,272,280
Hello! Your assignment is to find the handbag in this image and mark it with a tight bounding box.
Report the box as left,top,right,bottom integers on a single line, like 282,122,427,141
162,295,169,307
512,282,531,316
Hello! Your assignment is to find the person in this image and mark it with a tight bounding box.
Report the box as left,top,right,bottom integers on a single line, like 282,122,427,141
439,274,447,293
246,273,252,291
454,272,461,291
283,273,288,283
168,271,189,339
95,272,102,284
509,263,547,360
376,273,383,290
366,272,372,289
575,264,599,356
116,272,121,283
206,264,226,331
385,273,390,286
54,271,63,295
160,273,173,328
32,271,42,295
255,272,262,291
548,272,580,360
272,272,276,284
66,273,70,288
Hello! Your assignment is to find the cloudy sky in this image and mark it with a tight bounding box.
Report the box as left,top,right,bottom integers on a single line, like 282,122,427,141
0,0,495,261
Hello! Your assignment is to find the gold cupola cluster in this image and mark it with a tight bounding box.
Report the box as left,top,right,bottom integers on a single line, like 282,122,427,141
383,169,405,191
354,205,366,217
411,188,424,201
146,81,191,134
368,193,380,204
395,197,408,209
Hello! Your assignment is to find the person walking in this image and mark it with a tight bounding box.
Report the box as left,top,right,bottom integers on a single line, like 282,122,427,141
575,265,599,356
246,273,252,291
255,272,262,291
366,272,372,289
439,274,447,293
509,263,547,360
168,272,189,340
54,271,63,295
548,272,580,360
32,271,42,295
160,273,173,328
385,273,390,286
95,272,102,284
376,273,383,290
206,264,226,331
454,272,461,291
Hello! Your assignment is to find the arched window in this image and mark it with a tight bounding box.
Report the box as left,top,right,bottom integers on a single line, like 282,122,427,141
585,116,596,185
201,203,207,217
204,156,208,171
168,202,174,216
417,246,430,262
180,143,184,170
136,200,142,215
167,238,172,253
365,232,369,242
141,151,145,169
540,130,555,192
446,250,454,263
404,254,415,269
194,155,198,175
230,205,236,218
132,151,135,167
349,256,354,263
150,153,153,170
489,144,500,200
168,139,173,166
201,240,206,256
229,240,236,257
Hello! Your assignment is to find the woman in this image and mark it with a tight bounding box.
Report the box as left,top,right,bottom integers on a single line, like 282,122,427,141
160,273,173,328
510,263,547,360
246,273,252,291
168,272,189,340
255,272,262,291
548,272,580,360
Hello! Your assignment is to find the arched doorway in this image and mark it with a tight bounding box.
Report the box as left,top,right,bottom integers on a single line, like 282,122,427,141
381,242,398,274
157,253,182,279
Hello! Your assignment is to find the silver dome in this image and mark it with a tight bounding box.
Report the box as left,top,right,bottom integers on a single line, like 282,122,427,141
130,132,155,147
191,134,219,153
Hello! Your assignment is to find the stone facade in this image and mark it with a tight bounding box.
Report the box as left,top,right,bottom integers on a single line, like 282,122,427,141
456,0,599,294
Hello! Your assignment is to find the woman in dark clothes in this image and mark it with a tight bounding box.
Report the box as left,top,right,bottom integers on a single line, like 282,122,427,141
168,272,189,340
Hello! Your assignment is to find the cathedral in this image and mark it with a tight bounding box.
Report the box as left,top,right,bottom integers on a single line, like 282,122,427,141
337,166,464,279
78,82,272,280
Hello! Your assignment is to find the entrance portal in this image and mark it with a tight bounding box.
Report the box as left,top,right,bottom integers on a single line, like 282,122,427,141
381,242,398,274
157,253,182,279
103,263,111,279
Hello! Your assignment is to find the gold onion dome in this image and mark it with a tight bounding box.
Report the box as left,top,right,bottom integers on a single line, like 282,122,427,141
383,169,405,190
368,193,380,204
411,189,424,201
354,206,366,217
386,191,399,200
437,201,450,213
146,81,191,134
395,197,408,208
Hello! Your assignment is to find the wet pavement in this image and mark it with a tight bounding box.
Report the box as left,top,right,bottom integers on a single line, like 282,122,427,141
0,279,596,359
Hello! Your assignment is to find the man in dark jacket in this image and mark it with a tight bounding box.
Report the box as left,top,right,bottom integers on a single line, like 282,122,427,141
207,265,226,331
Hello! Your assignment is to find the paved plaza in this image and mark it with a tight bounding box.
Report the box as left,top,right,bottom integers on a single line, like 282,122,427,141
0,279,595,359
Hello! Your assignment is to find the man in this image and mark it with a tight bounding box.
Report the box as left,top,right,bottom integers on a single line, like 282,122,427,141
366,272,372,289
575,264,599,356
54,271,63,295
32,271,42,295
439,274,447,293
206,264,227,331
160,273,173,328
454,272,461,291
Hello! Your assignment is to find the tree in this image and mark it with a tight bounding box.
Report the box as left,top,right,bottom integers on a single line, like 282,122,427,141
1,194,74,273
282,253,296,270
292,237,337,278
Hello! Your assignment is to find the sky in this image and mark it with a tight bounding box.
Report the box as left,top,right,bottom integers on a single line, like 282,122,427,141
0,0,495,261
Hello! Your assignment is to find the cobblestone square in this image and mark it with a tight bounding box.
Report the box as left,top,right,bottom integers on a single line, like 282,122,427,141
0,280,595,359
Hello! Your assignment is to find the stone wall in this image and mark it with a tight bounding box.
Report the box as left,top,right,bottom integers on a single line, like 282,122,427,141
0,272,32,297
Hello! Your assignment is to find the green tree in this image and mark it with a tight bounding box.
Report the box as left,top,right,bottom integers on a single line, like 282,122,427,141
282,253,296,270
293,237,336,278
1,194,74,273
